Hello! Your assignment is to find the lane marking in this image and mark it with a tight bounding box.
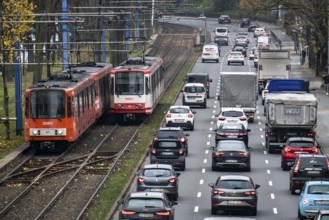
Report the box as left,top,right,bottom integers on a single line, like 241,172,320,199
200,179,204,185
267,169,271,174
202,168,206,173
204,159,207,163
258,122,261,125
261,134,264,138
205,150,209,154
209,127,213,131
208,134,211,138
271,193,275,199
269,181,273,186
265,159,269,164
194,206,199,212
260,128,263,132
197,192,202,197
210,121,214,124
273,208,278,214
206,142,210,146
262,142,265,146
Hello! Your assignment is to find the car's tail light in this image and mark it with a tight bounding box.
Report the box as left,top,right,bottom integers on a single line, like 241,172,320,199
284,147,291,152
266,131,276,136
312,147,319,154
326,158,329,169
244,191,256,195
307,132,316,137
260,82,264,85
188,113,193,118
168,178,177,183
213,190,225,195
217,132,226,135
156,211,171,216
153,137,157,142
214,151,224,156
180,137,186,143
293,158,300,174
239,117,247,121
218,117,225,121
239,152,249,156
166,114,171,118
228,56,232,59
138,178,145,183
151,149,156,155
179,149,185,155
264,90,268,94
121,210,136,215
239,132,247,136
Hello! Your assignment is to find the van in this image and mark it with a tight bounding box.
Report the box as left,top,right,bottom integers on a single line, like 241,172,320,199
202,44,220,63
254,27,265,37
185,73,212,98
257,35,270,50
182,83,207,108
214,27,229,37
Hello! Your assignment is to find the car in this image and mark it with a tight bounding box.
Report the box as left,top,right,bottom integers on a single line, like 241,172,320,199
208,175,260,215
249,47,257,60
165,105,196,130
214,27,229,38
236,32,250,43
232,45,247,57
118,191,176,220
254,27,265,38
135,164,180,201
185,72,212,98
214,123,250,146
314,210,329,220
281,137,319,170
261,80,270,105
254,55,258,68
227,51,244,65
210,140,252,171
202,44,220,63
248,24,258,32
216,107,248,129
298,181,329,220
153,127,189,154
181,83,207,108
240,18,251,28
214,36,229,46
149,137,187,171
235,36,248,47
218,15,231,24
289,154,329,194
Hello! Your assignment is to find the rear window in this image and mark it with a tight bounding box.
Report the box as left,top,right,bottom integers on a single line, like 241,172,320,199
157,130,181,138
289,141,314,148
186,75,207,84
230,52,242,56
169,108,189,114
222,124,243,130
217,180,253,189
218,142,245,150
299,157,327,169
127,198,164,208
154,141,181,148
308,184,329,194
184,86,205,93
143,168,171,177
222,111,243,117
320,214,329,220
216,28,227,33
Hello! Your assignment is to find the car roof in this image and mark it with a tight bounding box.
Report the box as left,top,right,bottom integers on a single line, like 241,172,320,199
219,175,251,181
129,191,166,199
297,154,326,158
143,164,173,170
184,83,205,87
187,72,208,76
158,127,182,131
169,105,191,109
287,137,315,142
305,181,329,186
218,140,246,145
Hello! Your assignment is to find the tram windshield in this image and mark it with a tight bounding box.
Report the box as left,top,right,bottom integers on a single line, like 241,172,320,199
30,90,65,119
115,71,144,95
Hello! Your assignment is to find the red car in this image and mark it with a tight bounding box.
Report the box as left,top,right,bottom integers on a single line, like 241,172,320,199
281,137,318,170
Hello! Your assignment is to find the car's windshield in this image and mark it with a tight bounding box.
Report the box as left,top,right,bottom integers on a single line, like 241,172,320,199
143,169,171,177
222,111,243,117
218,180,253,189
218,142,245,150
127,198,164,208
184,86,205,93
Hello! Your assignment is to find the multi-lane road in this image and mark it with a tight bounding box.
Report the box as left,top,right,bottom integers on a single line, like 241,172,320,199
122,18,327,220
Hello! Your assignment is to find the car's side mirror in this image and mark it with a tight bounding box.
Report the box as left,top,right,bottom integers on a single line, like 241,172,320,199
209,79,213,82
176,172,181,177
181,89,184,92
192,111,197,114
255,184,260,189
247,129,251,132
171,201,178,206
248,147,253,151
117,199,124,205
208,183,215,188
149,144,152,148
184,133,190,136
135,171,139,175
213,129,218,132
210,146,215,150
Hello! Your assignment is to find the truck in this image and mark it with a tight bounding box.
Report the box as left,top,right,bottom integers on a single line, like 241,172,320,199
257,49,291,94
219,72,257,122
264,93,317,153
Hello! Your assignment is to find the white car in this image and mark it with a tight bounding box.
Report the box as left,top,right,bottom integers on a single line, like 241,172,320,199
216,107,248,129
165,105,196,130
227,51,244,65
182,83,207,108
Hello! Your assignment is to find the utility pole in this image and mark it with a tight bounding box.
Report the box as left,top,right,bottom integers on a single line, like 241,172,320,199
14,41,22,135
62,0,69,69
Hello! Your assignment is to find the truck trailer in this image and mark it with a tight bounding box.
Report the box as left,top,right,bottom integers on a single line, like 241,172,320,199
219,72,258,122
264,93,317,153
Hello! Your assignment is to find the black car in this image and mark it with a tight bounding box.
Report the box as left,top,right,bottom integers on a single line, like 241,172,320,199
214,36,228,46
118,191,176,220
214,123,250,146
240,18,250,28
248,25,258,32
185,72,213,98
218,15,231,24
211,140,251,171
289,154,329,194
136,164,180,200
233,45,247,57
153,127,189,155
150,138,186,171
208,175,260,216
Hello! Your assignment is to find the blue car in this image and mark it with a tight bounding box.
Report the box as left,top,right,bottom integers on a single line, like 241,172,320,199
298,181,329,220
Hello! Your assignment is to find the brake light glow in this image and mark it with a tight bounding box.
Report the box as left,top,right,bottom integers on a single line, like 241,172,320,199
166,114,171,118
244,191,256,195
284,147,292,152
326,159,329,169
138,178,145,183
312,147,319,154
307,132,316,137
239,132,247,136
168,178,177,183
293,158,300,174
239,152,249,156
303,198,309,205
179,149,185,155
239,117,247,121
180,137,186,143
151,149,156,154
156,211,171,216
121,210,136,215
218,117,225,121
214,151,224,156
188,113,193,118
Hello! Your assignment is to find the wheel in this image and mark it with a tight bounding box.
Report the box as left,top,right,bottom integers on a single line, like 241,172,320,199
180,163,186,171
290,182,296,195
282,160,289,171
262,99,265,105
298,208,306,220
211,206,216,215
250,207,257,216
202,59,204,63
203,101,207,108
242,62,244,65
211,163,218,171
227,62,230,65
245,165,251,172
207,93,210,98
172,194,178,201
267,143,275,154
216,59,219,63
190,124,194,131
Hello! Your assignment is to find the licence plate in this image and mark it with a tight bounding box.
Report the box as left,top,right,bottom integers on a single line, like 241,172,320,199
162,152,174,155
227,136,238,138
315,200,329,205
151,188,164,192
228,120,237,123
139,213,154,217
228,201,241,204
226,160,237,163
175,119,185,122
307,170,320,174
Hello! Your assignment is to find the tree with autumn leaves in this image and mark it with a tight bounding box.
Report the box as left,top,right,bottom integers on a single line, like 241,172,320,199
0,0,35,139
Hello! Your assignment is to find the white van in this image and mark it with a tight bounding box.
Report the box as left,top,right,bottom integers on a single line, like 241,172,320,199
202,44,220,63
214,27,229,37
257,35,270,50
182,83,207,108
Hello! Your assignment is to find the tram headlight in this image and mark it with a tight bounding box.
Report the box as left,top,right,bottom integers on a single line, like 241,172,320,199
57,130,63,135
32,130,39,135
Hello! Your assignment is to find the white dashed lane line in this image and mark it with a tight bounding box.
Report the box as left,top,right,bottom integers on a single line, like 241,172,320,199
265,159,269,164
194,206,199,212
203,159,207,163
200,179,204,185
202,168,206,173
197,192,202,198
271,193,275,199
273,208,278,214
269,181,273,186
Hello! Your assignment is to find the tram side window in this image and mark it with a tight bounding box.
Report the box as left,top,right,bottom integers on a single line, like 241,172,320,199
67,96,72,117
75,95,80,118
79,93,84,115
146,77,150,95
25,96,29,118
